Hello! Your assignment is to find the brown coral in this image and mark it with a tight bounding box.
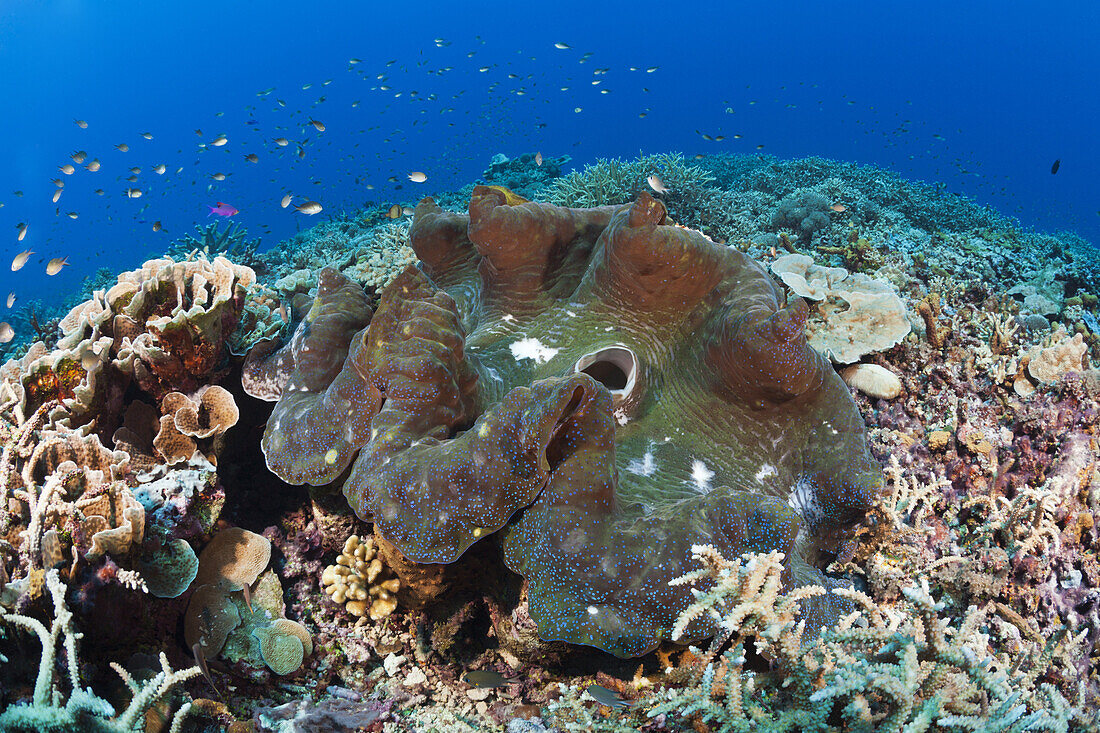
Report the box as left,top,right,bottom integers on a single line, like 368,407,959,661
321,534,400,620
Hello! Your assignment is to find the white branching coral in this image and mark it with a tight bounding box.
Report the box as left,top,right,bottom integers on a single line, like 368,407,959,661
669,546,823,666
646,547,1090,732
0,569,201,731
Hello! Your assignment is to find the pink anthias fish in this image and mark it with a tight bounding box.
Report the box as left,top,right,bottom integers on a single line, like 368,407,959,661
207,202,239,217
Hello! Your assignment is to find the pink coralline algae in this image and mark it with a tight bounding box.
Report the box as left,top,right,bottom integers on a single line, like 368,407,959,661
244,186,882,657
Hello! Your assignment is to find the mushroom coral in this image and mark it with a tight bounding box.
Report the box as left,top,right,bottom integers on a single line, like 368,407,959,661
247,186,882,657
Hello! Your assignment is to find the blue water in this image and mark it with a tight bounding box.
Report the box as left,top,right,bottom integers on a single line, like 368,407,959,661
1,0,1096,313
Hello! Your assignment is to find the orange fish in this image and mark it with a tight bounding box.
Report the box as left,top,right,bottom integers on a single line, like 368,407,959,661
830,204,847,213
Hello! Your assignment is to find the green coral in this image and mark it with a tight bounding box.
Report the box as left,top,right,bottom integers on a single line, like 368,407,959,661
542,152,714,206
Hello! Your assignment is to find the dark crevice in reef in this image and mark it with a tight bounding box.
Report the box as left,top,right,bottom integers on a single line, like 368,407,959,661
219,365,304,534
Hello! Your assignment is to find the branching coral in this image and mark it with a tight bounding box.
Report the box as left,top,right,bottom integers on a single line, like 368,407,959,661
646,547,1090,732
0,569,200,732
249,186,882,657
543,153,715,208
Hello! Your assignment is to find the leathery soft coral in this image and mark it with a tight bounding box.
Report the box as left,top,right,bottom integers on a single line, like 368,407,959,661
245,186,882,657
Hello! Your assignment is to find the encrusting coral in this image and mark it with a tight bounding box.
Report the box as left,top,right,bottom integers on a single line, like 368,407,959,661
247,185,883,657
183,527,312,676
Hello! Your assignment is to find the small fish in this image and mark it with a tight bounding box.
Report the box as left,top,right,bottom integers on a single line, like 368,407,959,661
408,171,427,183
309,119,325,132
463,670,518,688
212,135,228,146
52,189,62,203
152,221,162,232
273,137,290,147
208,201,238,217
85,159,101,172
535,151,543,166
244,153,259,163
0,322,13,343
129,166,141,175
1051,159,1061,175
141,132,153,140
74,119,88,128
554,42,571,49
59,164,75,175
211,173,226,181
348,58,362,65
115,143,129,152
6,292,15,308
646,66,658,72
126,188,143,198
191,643,221,697
280,194,293,209
46,257,69,275
70,150,87,164
830,203,847,213
16,223,27,242
66,212,78,220
647,174,669,194
294,201,323,215
386,204,402,218
80,346,100,371
154,164,166,175
241,581,253,613
586,684,631,709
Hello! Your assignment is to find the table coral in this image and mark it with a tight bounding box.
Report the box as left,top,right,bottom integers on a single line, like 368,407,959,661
250,186,882,657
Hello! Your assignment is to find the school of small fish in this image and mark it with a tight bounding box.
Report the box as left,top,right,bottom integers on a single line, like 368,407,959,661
0,31,1048,358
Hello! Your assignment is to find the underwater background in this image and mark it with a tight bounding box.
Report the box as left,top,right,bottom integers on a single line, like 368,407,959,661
1,0,1097,310
2,1,1100,731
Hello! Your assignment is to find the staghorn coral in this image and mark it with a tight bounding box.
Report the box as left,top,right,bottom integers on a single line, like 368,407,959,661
643,547,1089,732
341,220,421,292
0,569,200,732
249,186,882,657
542,153,715,208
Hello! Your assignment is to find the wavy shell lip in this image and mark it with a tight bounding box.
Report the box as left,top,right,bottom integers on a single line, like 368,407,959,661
255,187,883,658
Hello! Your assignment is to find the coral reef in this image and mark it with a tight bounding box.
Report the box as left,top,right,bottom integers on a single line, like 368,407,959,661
2,155,1099,731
